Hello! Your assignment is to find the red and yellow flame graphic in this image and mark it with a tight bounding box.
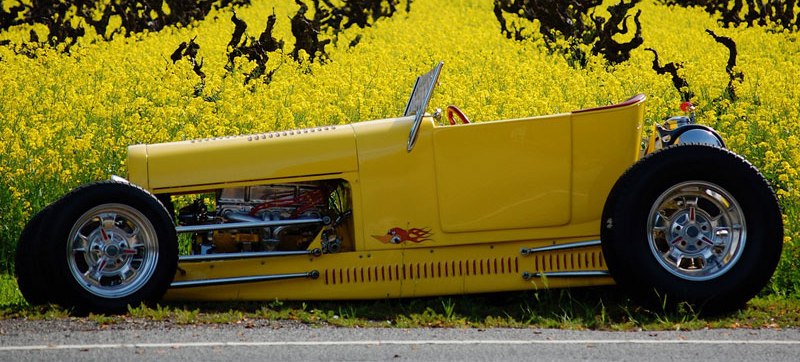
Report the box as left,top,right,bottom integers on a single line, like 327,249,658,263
372,227,433,244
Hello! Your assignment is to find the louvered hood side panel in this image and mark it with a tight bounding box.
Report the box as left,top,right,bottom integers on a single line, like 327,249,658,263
127,125,357,191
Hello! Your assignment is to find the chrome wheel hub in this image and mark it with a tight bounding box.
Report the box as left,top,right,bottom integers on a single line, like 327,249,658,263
648,181,746,281
669,207,714,253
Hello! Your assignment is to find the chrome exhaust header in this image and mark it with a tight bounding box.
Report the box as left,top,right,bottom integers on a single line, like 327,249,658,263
175,218,324,234
179,248,322,262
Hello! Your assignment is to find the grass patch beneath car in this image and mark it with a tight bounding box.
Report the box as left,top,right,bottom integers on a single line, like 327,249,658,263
1,274,798,330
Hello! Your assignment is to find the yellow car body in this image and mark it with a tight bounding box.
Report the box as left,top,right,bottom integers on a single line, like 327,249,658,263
17,63,782,314
126,94,645,301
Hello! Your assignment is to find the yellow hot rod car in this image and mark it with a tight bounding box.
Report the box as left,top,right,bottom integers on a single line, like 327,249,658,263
16,63,783,314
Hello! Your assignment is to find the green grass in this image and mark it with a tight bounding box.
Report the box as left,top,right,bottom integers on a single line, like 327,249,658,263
0,274,27,310
3,274,799,330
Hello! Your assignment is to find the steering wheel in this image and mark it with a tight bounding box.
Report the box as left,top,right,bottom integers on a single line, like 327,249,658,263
446,105,471,125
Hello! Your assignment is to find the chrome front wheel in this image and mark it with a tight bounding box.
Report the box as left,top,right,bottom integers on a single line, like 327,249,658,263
67,204,160,298
43,181,177,314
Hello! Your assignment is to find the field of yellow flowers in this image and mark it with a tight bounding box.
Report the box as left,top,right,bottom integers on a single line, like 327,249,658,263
1,0,799,295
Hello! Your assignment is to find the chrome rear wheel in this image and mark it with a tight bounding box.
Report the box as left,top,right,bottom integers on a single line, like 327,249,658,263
647,181,746,281
601,144,783,313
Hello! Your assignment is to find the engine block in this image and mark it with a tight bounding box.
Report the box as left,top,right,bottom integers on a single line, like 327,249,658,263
176,181,350,255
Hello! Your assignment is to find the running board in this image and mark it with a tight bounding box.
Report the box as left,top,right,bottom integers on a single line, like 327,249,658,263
171,270,320,289
178,248,322,263
520,240,601,256
521,270,610,280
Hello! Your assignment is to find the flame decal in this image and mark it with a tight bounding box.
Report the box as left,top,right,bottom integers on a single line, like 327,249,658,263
372,227,433,244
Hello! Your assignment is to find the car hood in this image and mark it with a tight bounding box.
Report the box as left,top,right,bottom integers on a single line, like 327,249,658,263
127,124,357,191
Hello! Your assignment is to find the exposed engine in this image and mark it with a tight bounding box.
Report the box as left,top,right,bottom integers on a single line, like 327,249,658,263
177,180,351,255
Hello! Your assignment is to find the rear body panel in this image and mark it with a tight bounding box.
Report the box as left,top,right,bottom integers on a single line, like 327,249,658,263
433,113,572,232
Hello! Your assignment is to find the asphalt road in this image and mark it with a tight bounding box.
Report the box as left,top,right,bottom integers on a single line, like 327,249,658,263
2,319,799,361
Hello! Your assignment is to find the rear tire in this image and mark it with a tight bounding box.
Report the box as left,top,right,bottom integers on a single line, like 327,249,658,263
15,205,55,306
43,181,178,314
601,144,783,313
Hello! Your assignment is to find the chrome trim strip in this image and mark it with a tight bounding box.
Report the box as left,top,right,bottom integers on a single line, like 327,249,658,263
151,172,345,193
522,270,610,280
109,175,130,183
170,270,319,289
520,240,601,256
175,218,323,234
179,248,322,262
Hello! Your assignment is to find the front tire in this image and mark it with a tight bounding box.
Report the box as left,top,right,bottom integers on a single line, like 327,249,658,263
44,181,178,314
601,144,783,312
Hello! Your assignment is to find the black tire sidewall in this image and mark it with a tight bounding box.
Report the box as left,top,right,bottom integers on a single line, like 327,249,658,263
15,205,55,306
602,145,783,309
46,182,177,314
